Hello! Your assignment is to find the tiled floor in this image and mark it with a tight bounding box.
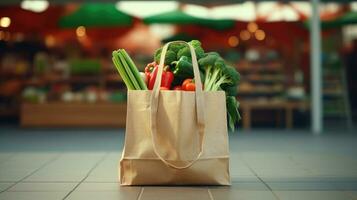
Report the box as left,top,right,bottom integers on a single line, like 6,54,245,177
0,128,357,200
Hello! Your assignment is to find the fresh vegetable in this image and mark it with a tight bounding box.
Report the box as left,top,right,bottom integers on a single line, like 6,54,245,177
149,40,241,132
182,78,195,91
139,72,148,85
148,65,174,90
161,70,174,89
171,56,193,78
145,62,156,73
112,49,147,90
177,40,205,60
154,49,177,65
170,56,206,88
226,96,241,132
154,40,205,65
160,87,169,90
224,85,238,96
148,66,158,90
198,51,241,132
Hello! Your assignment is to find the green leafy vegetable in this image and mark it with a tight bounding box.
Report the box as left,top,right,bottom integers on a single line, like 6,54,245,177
154,49,177,65
199,51,241,132
151,40,241,132
226,96,241,132
177,40,205,60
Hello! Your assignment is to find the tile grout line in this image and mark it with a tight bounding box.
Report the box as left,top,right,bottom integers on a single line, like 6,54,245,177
207,188,215,200
62,152,109,200
136,187,144,200
239,157,281,200
0,153,62,193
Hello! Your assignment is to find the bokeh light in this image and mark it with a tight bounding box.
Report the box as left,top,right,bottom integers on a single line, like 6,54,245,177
76,26,86,37
0,17,11,28
255,29,266,41
228,36,239,47
240,30,251,41
247,22,258,33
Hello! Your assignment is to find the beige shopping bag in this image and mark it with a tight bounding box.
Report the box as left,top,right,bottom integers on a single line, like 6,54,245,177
119,41,230,185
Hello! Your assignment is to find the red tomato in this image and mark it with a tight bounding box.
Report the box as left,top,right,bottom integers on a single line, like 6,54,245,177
160,87,169,90
185,83,196,91
182,78,196,91
182,78,193,90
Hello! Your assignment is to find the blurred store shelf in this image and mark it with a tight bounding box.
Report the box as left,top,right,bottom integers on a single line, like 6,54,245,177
20,102,127,127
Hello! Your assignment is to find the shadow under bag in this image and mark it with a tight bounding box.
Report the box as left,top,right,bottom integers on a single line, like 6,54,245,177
119,41,230,185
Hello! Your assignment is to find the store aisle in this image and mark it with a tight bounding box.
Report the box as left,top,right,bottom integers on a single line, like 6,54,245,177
0,128,357,200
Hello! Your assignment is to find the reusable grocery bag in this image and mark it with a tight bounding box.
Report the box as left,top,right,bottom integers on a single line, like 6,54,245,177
119,41,230,185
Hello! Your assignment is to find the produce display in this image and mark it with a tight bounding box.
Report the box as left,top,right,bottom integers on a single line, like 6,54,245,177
112,40,241,131
70,59,101,75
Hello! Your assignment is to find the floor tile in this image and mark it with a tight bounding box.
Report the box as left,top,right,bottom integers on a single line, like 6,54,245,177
76,182,125,191
0,191,67,200
24,171,88,182
0,182,14,192
8,182,77,192
255,168,312,179
266,181,338,190
84,157,119,182
66,188,140,200
230,165,256,177
210,189,277,200
212,181,269,191
140,187,211,200
0,153,57,170
292,154,357,171
276,191,353,200
231,176,261,182
0,153,14,164
309,169,357,178
39,153,105,172
240,153,298,168
0,169,33,182
345,191,357,200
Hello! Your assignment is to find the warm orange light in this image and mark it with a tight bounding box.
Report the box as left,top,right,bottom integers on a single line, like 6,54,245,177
228,36,239,47
0,17,11,28
255,29,266,41
45,35,56,47
76,26,86,37
0,31,4,40
247,22,258,33
240,30,251,41
3,32,11,41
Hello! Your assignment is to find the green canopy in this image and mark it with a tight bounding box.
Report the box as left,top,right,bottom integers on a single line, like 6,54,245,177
143,10,235,30
305,11,357,29
324,11,357,28
59,3,133,28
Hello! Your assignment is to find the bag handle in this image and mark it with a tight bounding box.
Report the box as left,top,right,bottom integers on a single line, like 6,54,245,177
150,41,205,170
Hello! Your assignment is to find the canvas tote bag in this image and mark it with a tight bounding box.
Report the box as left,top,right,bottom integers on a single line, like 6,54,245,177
119,41,230,185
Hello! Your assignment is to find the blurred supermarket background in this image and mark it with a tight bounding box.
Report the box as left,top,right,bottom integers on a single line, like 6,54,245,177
0,0,356,132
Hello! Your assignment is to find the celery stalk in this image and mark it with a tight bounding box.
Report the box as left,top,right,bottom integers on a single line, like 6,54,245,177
112,51,135,90
119,49,148,90
116,51,141,90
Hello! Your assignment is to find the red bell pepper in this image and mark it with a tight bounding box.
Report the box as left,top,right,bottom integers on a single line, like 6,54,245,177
145,62,156,73
148,66,174,90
